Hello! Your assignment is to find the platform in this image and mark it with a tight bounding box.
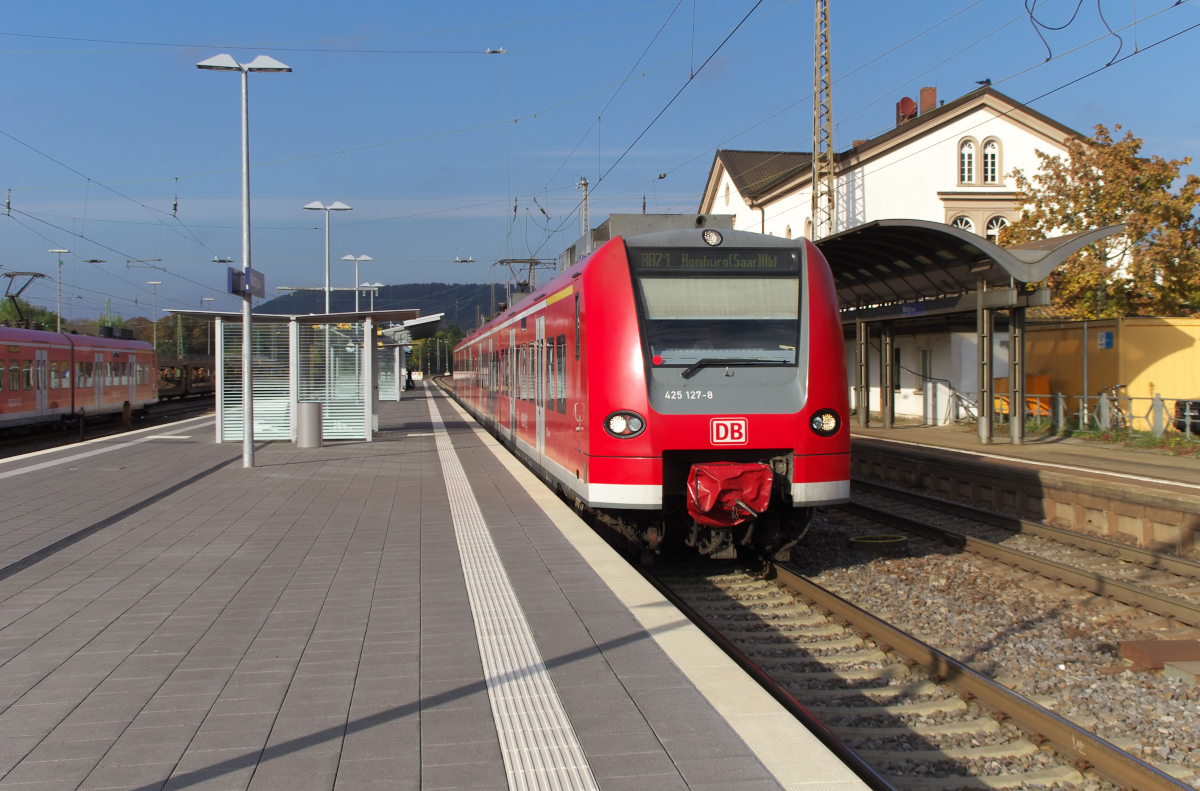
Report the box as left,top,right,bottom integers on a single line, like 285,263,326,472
852,422,1200,495
0,386,868,791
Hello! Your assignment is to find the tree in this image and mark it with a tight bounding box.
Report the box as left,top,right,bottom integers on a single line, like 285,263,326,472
1000,124,1200,318
414,324,466,374
0,297,59,328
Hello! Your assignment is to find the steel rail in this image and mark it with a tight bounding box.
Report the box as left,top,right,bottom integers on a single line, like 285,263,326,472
838,500,1200,627
769,563,1189,791
853,478,1200,579
639,567,899,791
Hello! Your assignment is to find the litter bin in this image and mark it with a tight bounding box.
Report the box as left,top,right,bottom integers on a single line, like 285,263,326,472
297,402,323,448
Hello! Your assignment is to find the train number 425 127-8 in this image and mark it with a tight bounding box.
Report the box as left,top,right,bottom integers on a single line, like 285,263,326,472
663,390,713,400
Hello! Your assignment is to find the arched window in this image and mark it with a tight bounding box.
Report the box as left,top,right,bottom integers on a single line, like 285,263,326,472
724,183,730,206
959,140,975,184
983,140,999,184
952,216,974,233
986,216,1008,243
785,225,792,239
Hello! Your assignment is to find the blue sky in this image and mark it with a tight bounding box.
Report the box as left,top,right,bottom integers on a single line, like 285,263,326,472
1,0,1195,322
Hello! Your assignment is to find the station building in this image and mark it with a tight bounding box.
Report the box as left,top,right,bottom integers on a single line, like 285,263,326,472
697,87,1083,422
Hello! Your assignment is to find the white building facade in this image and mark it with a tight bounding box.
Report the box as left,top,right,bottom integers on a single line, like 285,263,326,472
698,88,1078,421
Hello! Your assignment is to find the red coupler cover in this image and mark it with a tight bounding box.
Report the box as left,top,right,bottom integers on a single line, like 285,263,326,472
686,462,774,528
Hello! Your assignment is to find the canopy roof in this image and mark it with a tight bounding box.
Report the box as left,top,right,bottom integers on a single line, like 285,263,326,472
814,219,1124,310
164,308,426,325
164,309,440,340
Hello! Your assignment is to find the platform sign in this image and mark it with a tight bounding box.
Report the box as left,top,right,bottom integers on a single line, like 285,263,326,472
1097,331,1114,350
227,267,266,298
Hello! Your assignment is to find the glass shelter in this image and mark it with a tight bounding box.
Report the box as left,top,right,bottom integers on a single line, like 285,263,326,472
167,309,441,443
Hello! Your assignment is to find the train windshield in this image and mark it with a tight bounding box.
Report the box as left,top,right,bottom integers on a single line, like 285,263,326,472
628,247,801,366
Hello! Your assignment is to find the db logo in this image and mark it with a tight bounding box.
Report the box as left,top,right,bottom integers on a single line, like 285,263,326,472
710,418,748,445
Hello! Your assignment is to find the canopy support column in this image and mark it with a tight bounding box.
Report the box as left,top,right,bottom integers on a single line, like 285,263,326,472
881,322,894,430
214,317,224,444
363,315,374,442
1009,307,1025,446
977,279,993,445
289,318,299,443
855,319,868,427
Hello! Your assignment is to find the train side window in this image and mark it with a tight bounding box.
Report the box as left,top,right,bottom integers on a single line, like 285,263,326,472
85,362,94,387
574,295,580,360
542,339,551,409
524,344,532,402
7,360,18,391
21,359,33,390
556,335,566,414
60,362,70,389
49,362,58,389
120,362,128,386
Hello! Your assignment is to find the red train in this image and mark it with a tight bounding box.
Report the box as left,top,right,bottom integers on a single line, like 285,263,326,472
0,326,158,432
453,227,849,561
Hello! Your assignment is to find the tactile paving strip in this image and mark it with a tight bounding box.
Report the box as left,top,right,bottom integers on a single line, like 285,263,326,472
425,388,599,791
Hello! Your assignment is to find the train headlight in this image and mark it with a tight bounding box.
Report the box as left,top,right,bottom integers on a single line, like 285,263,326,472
702,229,723,246
604,410,647,438
809,409,839,437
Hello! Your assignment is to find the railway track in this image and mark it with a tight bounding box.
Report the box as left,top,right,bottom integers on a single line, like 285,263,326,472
650,562,1190,790
0,396,213,459
841,480,1200,628
433,375,1196,786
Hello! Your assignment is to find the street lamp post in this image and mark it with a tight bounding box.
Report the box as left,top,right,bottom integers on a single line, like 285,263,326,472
304,202,352,313
147,282,162,349
198,53,291,469
202,297,215,355
49,250,68,332
340,255,373,312
367,282,383,311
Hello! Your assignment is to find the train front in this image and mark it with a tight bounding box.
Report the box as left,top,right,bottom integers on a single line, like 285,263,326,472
586,227,849,561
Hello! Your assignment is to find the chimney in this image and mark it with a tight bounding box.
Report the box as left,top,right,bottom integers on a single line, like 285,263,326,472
919,86,937,115
895,97,918,126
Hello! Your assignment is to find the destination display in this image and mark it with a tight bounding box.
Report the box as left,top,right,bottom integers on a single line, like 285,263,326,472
628,247,800,272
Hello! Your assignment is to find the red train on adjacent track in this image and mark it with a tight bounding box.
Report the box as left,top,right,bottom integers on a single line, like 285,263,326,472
453,226,849,560
0,326,158,432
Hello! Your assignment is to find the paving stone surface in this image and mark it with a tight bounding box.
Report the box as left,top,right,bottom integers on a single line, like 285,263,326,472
0,392,782,791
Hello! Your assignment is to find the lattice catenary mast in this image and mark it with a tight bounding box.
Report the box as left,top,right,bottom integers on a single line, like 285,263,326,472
811,0,835,239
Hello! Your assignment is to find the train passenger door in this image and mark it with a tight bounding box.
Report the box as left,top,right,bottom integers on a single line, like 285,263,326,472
34,349,48,416
128,354,138,404
508,329,516,436
535,316,545,464
93,353,104,410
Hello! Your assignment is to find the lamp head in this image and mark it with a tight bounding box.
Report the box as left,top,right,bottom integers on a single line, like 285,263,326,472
196,54,240,71
49,249,69,254
197,54,291,72
328,202,352,211
243,55,291,72
303,201,326,211
341,255,355,261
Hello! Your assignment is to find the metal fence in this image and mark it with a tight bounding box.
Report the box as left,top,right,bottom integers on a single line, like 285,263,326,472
995,392,1199,439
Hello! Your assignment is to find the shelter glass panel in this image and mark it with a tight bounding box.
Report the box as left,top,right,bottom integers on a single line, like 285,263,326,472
297,323,365,440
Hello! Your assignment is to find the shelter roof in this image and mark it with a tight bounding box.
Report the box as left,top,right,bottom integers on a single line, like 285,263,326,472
164,308,430,326
814,219,1123,311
